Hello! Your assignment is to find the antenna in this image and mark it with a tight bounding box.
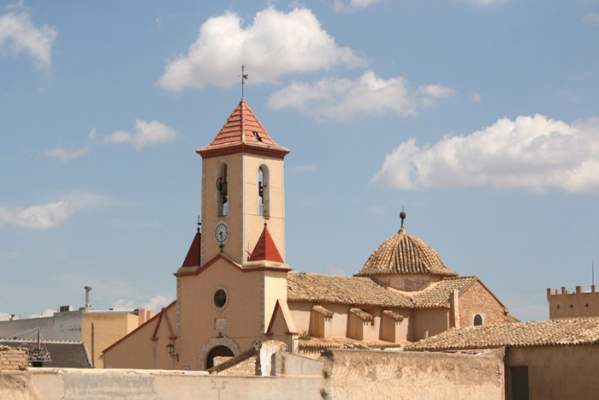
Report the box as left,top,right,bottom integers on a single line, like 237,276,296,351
593,260,595,287
240,64,249,99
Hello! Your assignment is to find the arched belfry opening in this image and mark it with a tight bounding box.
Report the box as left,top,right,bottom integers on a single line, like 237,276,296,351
258,165,269,218
206,345,234,369
217,162,229,217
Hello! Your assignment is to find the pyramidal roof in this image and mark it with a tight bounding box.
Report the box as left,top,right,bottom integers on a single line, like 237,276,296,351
181,230,201,267
356,228,457,277
197,99,289,158
248,224,284,263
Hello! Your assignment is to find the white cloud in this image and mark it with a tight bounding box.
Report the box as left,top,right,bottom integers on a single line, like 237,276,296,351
143,295,172,312
0,312,12,321
334,0,380,12
157,7,364,91
44,146,89,161
111,299,135,311
583,13,599,27
374,114,599,192
471,92,482,103
106,120,177,149
0,6,57,68
0,192,109,230
268,71,454,120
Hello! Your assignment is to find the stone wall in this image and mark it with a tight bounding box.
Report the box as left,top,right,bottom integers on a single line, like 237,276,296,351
322,349,505,400
0,345,27,371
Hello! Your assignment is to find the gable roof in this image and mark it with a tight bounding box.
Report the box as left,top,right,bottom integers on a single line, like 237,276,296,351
356,228,457,277
406,317,599,351
197,100,289,159
410,276,479,308
266,299,297,335
287,272,414,308
248,224,284,263
181,230,201,267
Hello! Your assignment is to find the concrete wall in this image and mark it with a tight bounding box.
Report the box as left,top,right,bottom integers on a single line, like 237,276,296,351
412,308,449,340
26,368,322,400
322,349,505,400
547,286,599,319
509,344,599,400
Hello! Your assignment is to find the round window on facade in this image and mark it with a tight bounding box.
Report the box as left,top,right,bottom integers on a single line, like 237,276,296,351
213,289,227,309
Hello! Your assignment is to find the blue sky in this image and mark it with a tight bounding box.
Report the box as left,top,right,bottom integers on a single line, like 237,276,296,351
1,0,599,320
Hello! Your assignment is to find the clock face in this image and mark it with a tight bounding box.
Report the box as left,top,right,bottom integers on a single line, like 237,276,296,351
215,223,229,244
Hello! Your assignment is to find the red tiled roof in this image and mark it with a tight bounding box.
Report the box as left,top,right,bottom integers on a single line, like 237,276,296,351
197,100,289,158
181,230,201,267
248,223,284,263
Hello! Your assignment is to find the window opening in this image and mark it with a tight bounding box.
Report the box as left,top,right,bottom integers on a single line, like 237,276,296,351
258,166,269,217
473,314,483,326
213,289,227,308
253,131,263,142
217,163,229,216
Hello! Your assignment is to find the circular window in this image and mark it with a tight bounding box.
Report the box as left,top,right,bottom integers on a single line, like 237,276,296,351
213,289,227,309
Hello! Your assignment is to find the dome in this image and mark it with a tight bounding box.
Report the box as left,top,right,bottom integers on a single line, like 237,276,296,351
356,228,457,277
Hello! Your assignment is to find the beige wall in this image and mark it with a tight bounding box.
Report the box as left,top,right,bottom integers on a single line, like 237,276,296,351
27,368,322,400
323,349,505,400
201,153,286,267
81,312,141,368
547,286,599,319
412,308,449,341
373,274,442,291
509,345,599,400
459,281,509,328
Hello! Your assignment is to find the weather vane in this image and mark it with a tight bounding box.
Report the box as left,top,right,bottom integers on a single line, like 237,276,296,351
240,64,249,99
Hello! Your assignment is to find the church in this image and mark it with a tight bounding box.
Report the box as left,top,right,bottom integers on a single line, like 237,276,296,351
102,99,515,370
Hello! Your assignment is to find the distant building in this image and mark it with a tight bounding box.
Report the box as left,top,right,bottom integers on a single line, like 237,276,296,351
0,307,152,367
406,317,599,400
547,285,599,319
102,99,515,370
0,339,91,368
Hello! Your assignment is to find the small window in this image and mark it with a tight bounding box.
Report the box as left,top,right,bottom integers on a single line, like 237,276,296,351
213,289,227,309
473,314,483,326
253,131,263,142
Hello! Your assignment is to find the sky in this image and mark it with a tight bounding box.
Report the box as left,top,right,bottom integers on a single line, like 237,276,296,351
1,0,599,320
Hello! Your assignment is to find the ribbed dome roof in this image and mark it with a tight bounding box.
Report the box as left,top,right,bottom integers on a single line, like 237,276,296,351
356,228,456,277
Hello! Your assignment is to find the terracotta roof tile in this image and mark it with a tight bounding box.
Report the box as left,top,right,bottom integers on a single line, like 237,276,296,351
197,100,288,158
406,317,599,351
298,336,402,352
356,228,457,277
409,276,478,308
287,272,414,308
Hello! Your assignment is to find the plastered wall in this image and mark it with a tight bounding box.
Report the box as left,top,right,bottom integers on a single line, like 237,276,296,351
322,349,505,400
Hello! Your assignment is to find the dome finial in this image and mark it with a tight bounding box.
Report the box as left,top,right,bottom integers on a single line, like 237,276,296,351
400,207,406,229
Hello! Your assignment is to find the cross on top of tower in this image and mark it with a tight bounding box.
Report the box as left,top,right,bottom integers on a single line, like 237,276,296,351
240,65,248,99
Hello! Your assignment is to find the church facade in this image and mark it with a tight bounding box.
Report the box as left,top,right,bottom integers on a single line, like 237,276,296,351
102,100,514,370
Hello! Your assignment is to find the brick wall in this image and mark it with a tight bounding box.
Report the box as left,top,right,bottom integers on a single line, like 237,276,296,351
459,281,510,327
0,345,27,371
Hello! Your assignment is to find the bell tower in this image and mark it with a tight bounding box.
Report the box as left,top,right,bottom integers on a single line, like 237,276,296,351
197,100,289,267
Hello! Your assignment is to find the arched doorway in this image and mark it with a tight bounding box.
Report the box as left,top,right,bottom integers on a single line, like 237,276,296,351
206,345,234,369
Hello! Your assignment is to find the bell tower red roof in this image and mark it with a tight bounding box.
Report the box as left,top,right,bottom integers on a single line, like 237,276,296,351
248,223,284,263
181,230,201,267
197,100,289,159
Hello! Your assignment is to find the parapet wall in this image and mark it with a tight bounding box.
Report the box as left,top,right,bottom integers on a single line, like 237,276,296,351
321,349,505,400
547,285,599,319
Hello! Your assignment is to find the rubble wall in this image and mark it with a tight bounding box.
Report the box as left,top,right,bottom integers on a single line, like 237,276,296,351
322,349,505,400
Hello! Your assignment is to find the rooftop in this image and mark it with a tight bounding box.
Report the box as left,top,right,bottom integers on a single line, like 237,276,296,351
196,99,288,158
356,228,457,277
406,317,599,351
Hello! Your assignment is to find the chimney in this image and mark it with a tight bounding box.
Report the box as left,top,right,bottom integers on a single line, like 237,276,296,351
84,286,92,310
